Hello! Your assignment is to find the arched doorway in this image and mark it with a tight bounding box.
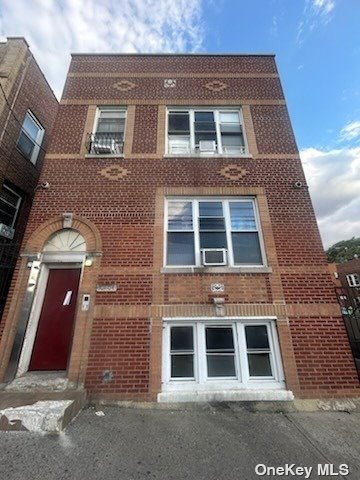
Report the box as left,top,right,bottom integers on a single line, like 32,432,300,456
17,229,86,376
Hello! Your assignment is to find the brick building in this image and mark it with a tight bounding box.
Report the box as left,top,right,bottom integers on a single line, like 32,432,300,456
0,37,58,318
329,259,360,374
0,53,358,402
329,258,360,290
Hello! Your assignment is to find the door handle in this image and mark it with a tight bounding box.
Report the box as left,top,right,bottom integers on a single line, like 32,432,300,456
63,290,72,306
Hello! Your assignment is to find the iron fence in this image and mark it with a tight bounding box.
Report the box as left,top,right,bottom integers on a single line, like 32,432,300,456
86,133,124,155
335,286,360,376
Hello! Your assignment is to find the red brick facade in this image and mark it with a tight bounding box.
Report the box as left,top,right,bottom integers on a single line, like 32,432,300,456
0,37,58,318
0,53,358,401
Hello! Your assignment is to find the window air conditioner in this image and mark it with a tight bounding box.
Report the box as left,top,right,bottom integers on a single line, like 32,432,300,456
199,140,216,153
0,223,15,240
201,248,227,266
169,141,190,154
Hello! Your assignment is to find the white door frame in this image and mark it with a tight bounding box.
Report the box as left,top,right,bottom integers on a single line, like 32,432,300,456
16,256,84,377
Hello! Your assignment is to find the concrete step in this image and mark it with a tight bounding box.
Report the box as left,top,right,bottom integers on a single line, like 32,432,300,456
0,390,86,432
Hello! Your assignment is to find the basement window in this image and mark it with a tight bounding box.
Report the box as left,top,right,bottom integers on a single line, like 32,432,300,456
162,318,284,391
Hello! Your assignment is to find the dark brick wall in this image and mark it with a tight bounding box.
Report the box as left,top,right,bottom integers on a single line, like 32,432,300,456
251,105,298,154
132,105,158,154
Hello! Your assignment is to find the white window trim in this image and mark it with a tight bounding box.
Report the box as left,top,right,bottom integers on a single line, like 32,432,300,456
0,184,22,228
161,317,286,393
165,107,249,157
163,196,267,269
87,106,127,157
92,106,127,134
347,274,360,287
17,110,44,164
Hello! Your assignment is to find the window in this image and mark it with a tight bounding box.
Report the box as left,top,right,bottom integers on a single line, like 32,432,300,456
165,198,264,267
347,274,360,287
0,184,21,239
163,319,283,390
167,108,246,155
88,107,126,155
0,184,22,229
17,111,44,164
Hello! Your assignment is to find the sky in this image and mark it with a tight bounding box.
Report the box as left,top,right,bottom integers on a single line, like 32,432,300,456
0,0,359,249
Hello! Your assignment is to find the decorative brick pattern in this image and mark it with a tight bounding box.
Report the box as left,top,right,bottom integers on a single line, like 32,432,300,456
164,274,271,304
205,80,228,92
113,80,137,91
99,165,128,180
132,105,158,154
63,76,284,101
219,165,249,180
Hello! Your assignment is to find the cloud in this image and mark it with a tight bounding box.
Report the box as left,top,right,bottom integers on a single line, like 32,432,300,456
311,0,336,17
297,0,336,46
301,146,360,248
0,0,204,98
339,121,360,143
270,16,278,37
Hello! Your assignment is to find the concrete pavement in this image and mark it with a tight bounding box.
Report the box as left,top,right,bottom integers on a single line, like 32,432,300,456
0,404,359,480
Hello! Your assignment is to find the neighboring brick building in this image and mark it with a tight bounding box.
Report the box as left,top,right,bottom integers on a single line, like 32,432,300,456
0,53,358,402
0,37,58,318
329,259,360,373
329,259,360,290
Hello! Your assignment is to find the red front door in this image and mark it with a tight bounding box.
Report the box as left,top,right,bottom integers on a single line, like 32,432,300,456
29,268,81,371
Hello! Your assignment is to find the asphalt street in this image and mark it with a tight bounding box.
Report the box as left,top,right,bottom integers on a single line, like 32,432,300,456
0,404,359,480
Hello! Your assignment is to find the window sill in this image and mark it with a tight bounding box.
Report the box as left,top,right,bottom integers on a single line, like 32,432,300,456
164,154,252,159
158,388,293,403
160,266,272,274
85,154,124,159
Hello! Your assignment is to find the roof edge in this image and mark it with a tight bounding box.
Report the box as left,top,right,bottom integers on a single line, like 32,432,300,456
70,52,276,58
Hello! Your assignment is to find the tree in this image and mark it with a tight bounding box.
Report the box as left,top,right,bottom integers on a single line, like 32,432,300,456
326,237,360,263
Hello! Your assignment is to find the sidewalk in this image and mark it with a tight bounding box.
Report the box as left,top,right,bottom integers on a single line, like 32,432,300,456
1,404,359,479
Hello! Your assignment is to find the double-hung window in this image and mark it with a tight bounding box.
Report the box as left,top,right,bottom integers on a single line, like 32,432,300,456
167,108,246,155
165,198,265,267
17,111,44,164
163,319,284,391
347,274,360,287
89,107,126,155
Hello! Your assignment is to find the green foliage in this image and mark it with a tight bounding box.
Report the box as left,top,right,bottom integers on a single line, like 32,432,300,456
326,237,360,263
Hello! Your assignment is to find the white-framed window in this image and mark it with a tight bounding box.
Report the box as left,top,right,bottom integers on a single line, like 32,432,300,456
347,274,360,287
0,184,22,228
165,197,265,267
166,108,246,155
162,318,284,391
17,111,44,164
89,106,126,155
